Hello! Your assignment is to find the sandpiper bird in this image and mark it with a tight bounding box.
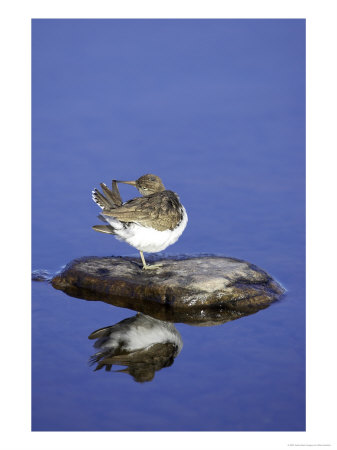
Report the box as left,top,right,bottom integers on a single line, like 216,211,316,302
91,174,188,269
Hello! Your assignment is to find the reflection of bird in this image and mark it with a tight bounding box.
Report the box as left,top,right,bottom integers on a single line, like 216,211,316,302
92,174,188,269
88,313,183,382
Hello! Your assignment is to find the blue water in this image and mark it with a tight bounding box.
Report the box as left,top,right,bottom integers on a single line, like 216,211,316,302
32,19,305,431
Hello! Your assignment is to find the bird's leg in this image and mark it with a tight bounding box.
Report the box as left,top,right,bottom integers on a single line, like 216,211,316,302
139,251,163,270
139,251,148,269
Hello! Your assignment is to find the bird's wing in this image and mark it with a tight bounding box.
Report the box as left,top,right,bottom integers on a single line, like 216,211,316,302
92,180,123,209
102,191,183,231
110,180,123,206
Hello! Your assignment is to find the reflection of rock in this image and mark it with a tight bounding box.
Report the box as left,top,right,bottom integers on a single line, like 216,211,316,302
89,313,183,382
52,255,284,323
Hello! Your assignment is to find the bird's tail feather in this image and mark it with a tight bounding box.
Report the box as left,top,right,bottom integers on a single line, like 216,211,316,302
92,225,115,235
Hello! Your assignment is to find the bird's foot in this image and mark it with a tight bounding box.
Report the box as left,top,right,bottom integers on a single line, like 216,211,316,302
139,251,163,270
142,263,164,270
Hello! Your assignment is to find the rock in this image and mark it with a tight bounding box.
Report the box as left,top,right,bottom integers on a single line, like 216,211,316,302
51,255,285,324
32,269,53,282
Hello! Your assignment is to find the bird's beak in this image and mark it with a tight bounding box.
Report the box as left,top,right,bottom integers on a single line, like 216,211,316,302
115,180,137,187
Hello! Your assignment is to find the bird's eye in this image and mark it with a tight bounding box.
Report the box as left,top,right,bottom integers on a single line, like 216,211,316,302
143,188,148,191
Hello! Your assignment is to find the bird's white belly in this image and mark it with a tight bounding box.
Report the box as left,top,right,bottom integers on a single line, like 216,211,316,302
103,206,188,253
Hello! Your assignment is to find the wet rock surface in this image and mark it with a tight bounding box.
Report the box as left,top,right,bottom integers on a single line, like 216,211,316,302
51,255,285,324
32,269,53,282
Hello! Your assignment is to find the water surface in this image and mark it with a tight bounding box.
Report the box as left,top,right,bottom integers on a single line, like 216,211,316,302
32,19,305,431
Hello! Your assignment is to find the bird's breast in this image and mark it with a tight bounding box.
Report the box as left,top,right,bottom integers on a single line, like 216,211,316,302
111,206,188,252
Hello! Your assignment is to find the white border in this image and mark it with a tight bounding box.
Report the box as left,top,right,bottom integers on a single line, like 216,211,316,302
1,1,336,449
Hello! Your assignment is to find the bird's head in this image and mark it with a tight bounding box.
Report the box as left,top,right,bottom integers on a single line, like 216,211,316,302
115,174,166,196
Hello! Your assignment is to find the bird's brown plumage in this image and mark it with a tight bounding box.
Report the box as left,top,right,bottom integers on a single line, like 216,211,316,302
92,180,123,210
102,190,183,231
